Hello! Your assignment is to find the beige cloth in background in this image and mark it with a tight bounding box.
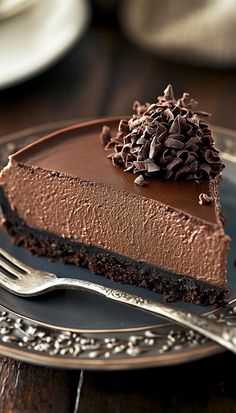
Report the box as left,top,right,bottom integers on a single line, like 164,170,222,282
120,0,236,68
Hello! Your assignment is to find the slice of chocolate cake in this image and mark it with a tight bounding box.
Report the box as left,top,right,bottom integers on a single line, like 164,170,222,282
0,86,229,305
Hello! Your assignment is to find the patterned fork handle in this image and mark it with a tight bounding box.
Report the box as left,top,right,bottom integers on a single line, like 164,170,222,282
56,277,236,354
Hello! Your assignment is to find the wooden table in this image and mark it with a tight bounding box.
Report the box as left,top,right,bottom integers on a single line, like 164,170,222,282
1,22,236,413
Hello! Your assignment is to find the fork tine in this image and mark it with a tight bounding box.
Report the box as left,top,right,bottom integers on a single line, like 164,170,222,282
0,258,22,278
0,246,29,273
0,270,17,286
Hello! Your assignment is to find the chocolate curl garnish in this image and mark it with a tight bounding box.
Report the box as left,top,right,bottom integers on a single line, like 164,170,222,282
164,84,175,101
199,193,213,205
100,126,111,145
134,175,146,186
100,85,224,184
177,92,198,110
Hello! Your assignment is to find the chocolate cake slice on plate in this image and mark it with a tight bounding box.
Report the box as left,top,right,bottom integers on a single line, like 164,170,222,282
0,86,229,305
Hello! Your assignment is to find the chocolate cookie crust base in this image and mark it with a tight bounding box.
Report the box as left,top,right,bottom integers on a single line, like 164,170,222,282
1,202,227,306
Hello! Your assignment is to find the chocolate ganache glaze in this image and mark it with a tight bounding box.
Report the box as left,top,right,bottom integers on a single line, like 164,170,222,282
0,87,229,305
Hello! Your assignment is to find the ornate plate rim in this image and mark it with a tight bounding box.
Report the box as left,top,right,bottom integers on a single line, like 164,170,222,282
0,305,225,370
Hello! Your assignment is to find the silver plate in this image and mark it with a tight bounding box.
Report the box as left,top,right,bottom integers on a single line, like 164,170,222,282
0,121,235,370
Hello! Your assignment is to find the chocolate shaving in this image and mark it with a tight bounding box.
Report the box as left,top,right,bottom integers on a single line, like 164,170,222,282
165,137,185,149
100,85,225,184
199,193,213,205
100,126,112,145
164,84,175,101
134,175,146,186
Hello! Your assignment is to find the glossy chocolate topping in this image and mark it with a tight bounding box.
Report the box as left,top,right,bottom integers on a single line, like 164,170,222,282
13,118,218,224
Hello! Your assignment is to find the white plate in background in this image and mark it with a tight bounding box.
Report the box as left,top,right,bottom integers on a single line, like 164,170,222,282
0,0,38,20
0,0,90,89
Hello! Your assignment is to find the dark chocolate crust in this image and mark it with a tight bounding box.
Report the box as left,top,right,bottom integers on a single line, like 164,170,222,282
1,198,227,306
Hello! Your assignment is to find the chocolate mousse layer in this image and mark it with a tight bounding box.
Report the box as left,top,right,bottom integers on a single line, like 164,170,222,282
0,118,229,304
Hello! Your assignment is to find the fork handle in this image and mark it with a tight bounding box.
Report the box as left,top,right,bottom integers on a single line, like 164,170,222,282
58,277,236,354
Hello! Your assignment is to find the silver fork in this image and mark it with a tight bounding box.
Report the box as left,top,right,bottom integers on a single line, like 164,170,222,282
0,246,236,354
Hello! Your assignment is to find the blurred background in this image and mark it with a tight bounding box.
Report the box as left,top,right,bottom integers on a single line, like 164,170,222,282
0,0,236,137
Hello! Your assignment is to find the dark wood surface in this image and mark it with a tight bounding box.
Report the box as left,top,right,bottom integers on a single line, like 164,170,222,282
1,19,236,413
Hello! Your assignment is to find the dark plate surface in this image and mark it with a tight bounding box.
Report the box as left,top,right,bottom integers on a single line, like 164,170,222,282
0,121,235,369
